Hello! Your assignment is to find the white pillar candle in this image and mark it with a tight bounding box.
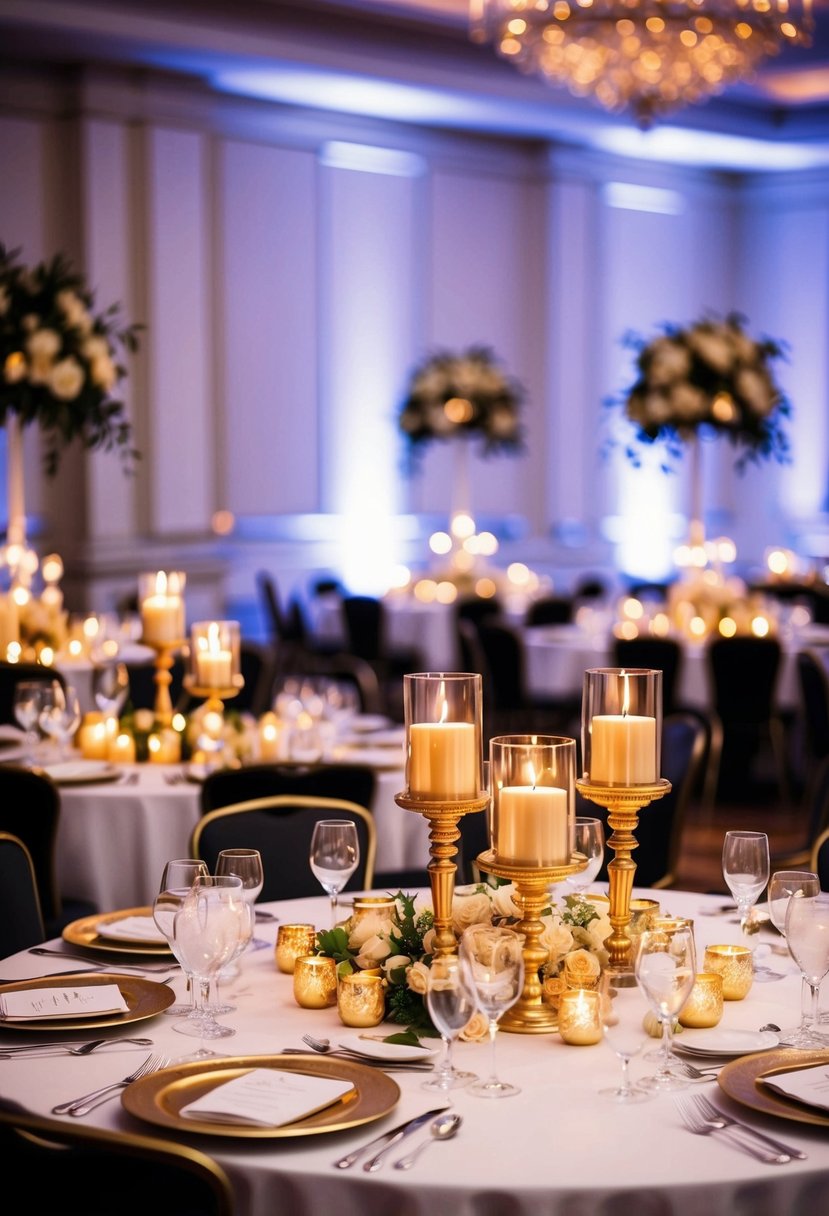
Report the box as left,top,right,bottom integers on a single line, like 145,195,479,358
590,713,656,784
408,721,477,800
140,572,184,644
497,784,569,866
108,731,136,764
195,622,233,687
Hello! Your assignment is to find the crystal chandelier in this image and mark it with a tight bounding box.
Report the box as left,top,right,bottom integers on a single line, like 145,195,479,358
470,0,814,128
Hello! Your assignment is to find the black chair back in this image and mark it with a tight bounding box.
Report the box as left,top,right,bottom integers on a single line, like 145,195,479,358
125,656,186,713
810,825,829,891
0,661,66,726
200,761,377,816
191,795,376,900
525,595,574,626
342,595,383,662
612,636,682,715
0,832,46,952
796,648,829,779
456,596,503,628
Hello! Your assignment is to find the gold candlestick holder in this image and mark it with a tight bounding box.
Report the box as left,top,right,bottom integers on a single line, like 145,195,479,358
394,791,489,957
143,638,186,727
575,777,671,972
475,848,588,1033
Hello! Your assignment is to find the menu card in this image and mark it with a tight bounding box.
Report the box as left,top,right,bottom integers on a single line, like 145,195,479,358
0,984,129,1020
97,915,166,943
180,1068,356,1127
760,1063,829,1113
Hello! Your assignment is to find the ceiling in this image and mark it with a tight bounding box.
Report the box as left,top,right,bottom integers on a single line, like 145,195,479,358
3,0,829,171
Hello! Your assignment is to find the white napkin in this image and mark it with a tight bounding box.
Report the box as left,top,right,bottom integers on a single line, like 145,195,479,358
179,1068,355,1127
96,915,166,944
0,984,129,1021
760,1063,829,1113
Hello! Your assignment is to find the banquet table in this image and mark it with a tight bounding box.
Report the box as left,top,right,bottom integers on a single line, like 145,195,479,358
2,887,829,1216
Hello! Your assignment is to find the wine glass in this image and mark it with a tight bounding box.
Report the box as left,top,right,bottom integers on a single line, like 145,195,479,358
309,819,359,926
784,890,829,1050
722,829,783,981
171,874,248,1055
38,682,81,761
597,968,654,1103
422,954,478,1092
152,858,209,1017
459,924,524,1098
92,661,130,722
13,681,44,763
634,924,696,1093
563,817,605,899
768,869,827,1048
211,848,264,1011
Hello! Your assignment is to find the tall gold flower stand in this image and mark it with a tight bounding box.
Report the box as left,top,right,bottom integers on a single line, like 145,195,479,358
183,681,243,768
575,777,671,972
394,792,489,958
475,849,588,1034
143,639,186,727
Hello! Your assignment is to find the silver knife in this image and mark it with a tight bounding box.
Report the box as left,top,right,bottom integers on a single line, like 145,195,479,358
333,1106,449,1170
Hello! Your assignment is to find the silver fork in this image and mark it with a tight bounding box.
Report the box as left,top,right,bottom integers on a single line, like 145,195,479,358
691,1093,808,1160
676,1097,791,1163
51,1053,168,1117
671,1057,722,1081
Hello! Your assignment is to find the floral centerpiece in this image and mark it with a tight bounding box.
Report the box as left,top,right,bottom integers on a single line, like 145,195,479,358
0,243,141,475
398,345,524,469
608,312,792,473
315,885,611,1039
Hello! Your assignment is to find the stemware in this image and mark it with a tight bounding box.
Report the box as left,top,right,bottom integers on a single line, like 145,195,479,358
634,924,696,1093
37,682,81,761
309,819,359,927
784,891,829,1051
597,968,654,1103
152,858,209,1017
767,869,828,1048
459,924,524,1098
422,954,478,1092
211,848,264,1011
13,681,44,763
92,661,130,721
171,874,248,1055
563,816,605,900
722,829,783,982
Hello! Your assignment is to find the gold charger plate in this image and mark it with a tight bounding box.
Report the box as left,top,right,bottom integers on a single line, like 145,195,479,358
122,1053,400,1139
718,1047,829,1128
63,907,173,957
0,973,175,1031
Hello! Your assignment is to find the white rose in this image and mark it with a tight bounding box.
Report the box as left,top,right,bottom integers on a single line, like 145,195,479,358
382,953,412,979
421,927,437,955
539,911,575,964
689,326,734,375
26,328,61,359
736,367,775,417
406,960,431,995
50,356,85,400
451,890,493,935
459,1010,490,1042
348,911,394,951
489,883,521,919
669,383,707,422
354,933,392,966
488,404,518,439
647,338,690,386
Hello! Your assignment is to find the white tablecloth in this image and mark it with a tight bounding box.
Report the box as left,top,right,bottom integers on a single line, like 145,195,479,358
54,761,423,910
1,888,828,1215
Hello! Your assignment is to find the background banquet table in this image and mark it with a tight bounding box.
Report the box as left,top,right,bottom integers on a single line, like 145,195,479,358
1,888,828,1216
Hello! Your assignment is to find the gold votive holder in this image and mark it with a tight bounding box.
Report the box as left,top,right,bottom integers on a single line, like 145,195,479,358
293,954,337,1008
557,987,602,1046
650,916,694,942
275,924,317,974
337,972,386,1028
629,898,660,938
703,944,753,1001
679,971,724,1028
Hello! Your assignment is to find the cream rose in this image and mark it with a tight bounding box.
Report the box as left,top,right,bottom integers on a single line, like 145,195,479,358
489,883,520,919
459,1010,490,1042
50,356,85,400
348,911,394,951
382,953,411,979
354,932,392,966
451,890,493,935
539,911,574,964
563,948,601,989
406,960,431,996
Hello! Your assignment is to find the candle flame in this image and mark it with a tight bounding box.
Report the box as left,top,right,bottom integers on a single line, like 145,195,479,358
155,570,168,595
621,670,630,718
438,682,449,725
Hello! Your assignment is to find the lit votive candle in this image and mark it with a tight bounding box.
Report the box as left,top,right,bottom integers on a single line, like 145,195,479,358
195,622,233,688
78,712,108,760
108,731,137,765
558,988,602,1046
703,944,753,1000
275,924,318,974
589,712,656,784
147,728,182,765
258,712,282,762
293,955,337,1009
337,972,386,1028
679,971,724,1028
408,721,477,801
497,784,568,866
140,571,184,644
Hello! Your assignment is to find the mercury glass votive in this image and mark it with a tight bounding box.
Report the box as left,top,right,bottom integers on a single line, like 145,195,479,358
703,944,754,1000
490,735,575,867
557,987,602,1046
678,972,724,1028
337,972,386,1028
293,955,337,1008
275,924,317,974
581,668,661,786
628,898,660,939
403,672,483,801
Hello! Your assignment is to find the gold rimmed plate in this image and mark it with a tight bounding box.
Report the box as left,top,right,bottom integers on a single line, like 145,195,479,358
63,907,173,957
0,973,174,1031
39,760,122,786
122,1053,400,1139
718,1047,829,1128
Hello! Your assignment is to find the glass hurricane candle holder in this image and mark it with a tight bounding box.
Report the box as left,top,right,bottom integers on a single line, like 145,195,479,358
138,571,186,647
490,735,575,867
185,620,243,706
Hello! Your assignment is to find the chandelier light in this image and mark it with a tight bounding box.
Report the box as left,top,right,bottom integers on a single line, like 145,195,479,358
469,0,814,128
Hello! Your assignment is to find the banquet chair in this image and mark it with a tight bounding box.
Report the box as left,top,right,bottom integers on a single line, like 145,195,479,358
199,761,376,816
0,765,97,938
703,634,791,809
0,1099,235,1216
190,794,376,900
524,595,574,626
455,594,503,628
0,832,46,953
0,660,66,726
125,655,186,712
611,636,683,715
792,648,829,815
475,619,579,737
587,712,707,889
809,825,829,891
340,595,424,720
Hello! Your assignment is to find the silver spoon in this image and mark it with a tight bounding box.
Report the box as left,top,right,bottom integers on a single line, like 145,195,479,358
393,1113,462,1169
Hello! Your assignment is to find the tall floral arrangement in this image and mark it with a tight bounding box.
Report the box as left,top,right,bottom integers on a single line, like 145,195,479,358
608,312,792,473
398,345,524,469
0,243,141,474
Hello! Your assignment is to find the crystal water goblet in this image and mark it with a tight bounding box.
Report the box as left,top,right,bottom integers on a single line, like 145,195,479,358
563,816,605,899
722,829,783,981
634,924,696,1093
768,869,828,1048
459,924,524,1098
597,967,654,1103
152,858,209,1017
423,954,478,1092
38,682,81,761
92,660,130,721
309,819,359,927
210,848,264,1012
13,681,44,763
784,890,829,1050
